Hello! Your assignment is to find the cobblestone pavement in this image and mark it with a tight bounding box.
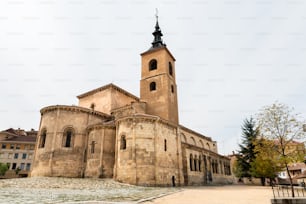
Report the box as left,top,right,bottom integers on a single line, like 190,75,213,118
0,177,178,204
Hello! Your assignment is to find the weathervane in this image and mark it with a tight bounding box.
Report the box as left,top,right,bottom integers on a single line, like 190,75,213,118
155,8,158,21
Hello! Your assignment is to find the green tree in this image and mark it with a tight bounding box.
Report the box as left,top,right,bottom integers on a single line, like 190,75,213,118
235,117,259,178
257,102,305,197
233,159,244,179
250,139,282,186
0,163,9,176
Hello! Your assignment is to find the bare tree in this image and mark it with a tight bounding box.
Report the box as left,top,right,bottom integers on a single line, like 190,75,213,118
257,102,305,197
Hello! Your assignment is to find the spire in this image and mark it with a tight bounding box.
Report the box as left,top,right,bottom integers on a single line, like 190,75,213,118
151,9,166,49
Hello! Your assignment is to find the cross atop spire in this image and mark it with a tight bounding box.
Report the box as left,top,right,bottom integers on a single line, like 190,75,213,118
151,9,166,49
155,8,158,22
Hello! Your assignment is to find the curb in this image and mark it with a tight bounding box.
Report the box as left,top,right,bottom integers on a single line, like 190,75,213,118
137,189,183,203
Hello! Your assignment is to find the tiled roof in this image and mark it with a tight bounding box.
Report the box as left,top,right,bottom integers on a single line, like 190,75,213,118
289,163,306,171
2,135,36,143
0,128,37,143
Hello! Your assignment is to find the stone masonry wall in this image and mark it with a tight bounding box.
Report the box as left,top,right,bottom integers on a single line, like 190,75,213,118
79,89,112,113
78,87,137,115
154,122,183,186
114,117,156,186
85,126,116,178
31,106,107,178
114,116,184,186
181,142,233,185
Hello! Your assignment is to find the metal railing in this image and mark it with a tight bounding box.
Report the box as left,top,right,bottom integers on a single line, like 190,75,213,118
272,185,306,198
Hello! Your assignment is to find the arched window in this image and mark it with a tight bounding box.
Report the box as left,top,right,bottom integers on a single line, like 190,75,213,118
189,154,193,171
204,155,207,170
149,59,157,71
120,135,126,150
169,62,173,76
63,128,74,148
207,143,210,150
199,155,202,172
164,139,167,151
194,155,198,171
39,129,47,148
216,161,219,174
150,82,156,91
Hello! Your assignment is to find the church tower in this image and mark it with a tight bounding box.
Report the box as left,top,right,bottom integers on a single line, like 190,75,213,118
140,18,179,124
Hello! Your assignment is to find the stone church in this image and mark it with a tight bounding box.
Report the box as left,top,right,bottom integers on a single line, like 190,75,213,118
31,19,233,186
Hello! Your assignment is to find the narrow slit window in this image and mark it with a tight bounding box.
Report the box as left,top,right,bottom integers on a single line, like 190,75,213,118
169,62,173,76
39,130,47,148
120,135,126,150
90,141,96,154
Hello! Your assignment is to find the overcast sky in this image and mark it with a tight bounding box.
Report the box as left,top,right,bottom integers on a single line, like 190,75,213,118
0,0,306,155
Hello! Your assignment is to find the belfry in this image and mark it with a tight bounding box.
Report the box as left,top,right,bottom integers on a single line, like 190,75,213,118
140,17,179,125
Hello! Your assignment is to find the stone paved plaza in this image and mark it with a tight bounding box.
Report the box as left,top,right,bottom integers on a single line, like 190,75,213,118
0,177,177,204
0,178,274,204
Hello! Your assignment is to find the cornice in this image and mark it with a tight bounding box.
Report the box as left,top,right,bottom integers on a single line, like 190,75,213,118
181,142,230,160
116,113,178,129
140,46,176,61
179,125,213,142
117,114,159,123
111,103,132,113
86,122,116,132
40,105,113,120
112,101,147,112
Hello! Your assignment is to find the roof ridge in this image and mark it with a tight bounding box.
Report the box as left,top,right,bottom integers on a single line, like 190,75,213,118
77,83,139,101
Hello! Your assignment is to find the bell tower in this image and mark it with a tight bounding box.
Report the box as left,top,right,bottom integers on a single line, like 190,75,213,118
140,16,179,124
